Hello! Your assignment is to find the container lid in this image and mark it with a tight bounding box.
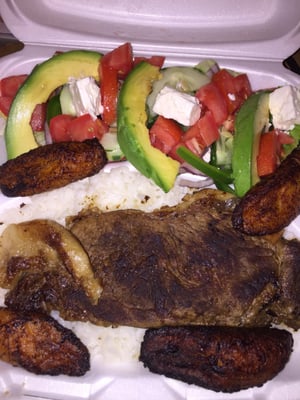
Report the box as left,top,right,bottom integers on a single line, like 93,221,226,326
0,0,300,62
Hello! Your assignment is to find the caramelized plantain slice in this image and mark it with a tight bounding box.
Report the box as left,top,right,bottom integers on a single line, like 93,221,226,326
0,138,107,197
140,325,293,393
0,307,90,376
232,146,300,235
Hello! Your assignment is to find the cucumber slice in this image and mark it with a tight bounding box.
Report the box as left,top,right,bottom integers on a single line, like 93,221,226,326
147,66,210,117
60,85,76,116
100,131,124,161
194,59,218,76
33,131,46,146
211,129,234,170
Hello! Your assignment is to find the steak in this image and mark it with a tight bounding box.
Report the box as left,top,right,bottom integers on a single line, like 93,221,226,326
2,189,300,329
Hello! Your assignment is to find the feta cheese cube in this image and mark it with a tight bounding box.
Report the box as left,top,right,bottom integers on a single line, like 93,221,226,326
269,85,300,131
68,77,103,120
153,86,201,126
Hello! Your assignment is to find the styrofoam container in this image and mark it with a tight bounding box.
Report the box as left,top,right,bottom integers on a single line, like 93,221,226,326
0,1,299,399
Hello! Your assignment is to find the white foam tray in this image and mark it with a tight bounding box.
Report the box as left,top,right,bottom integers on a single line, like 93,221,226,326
0,1,300,399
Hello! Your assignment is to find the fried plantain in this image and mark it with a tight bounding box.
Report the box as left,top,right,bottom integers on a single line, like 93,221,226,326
0,307,90,376
0,138,107,197
140,325,293,393
232,146,300,235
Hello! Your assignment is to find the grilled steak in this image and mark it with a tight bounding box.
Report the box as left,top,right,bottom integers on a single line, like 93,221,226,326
0,138,107,197
0,219,101,305
2,189,300,329
0,307,90,376
232,146,300,235
140,325,293,393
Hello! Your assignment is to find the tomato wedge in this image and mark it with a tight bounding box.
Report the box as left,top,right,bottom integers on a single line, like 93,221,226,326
233,73,252,103
50,114,108,143
212,69,252,114
102,42,133,79
0,74,29,116
99,42,134,125
182,111,220,156
30,103,47,132
68,114,108,141
149,115,182,154
196,82,228,126
257,130,278,177
0,74,27,97
133,55,165,69
277,130,295,145
0,96,13,116
275,129,295,158
212,69,239,114
99,62,118,125
49,114,74,142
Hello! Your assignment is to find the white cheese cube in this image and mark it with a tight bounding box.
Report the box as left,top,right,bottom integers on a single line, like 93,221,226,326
68,77,103,120
269,85,300,131
153,86,201,126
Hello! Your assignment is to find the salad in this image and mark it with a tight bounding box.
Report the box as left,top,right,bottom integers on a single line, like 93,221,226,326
0,42,299,197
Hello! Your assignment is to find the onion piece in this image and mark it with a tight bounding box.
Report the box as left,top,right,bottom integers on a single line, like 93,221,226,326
177,173,214,188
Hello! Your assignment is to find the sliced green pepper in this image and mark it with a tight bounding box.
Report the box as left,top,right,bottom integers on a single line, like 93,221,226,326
46,94,62,124
177,146,235,194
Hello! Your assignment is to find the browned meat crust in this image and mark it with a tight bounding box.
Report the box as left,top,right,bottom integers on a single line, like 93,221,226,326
2,189,300,329
0,138,107,197
0,307,90,376
140,325,293,393
0,219,102,305
232,146,300,235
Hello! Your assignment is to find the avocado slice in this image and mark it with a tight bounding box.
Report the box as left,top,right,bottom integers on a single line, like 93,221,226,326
232,92,269,197
117,61,180,192
5,50,102,159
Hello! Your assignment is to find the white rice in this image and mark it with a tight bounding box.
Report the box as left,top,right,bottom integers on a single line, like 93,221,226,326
0,163,193,367
0,163,191,233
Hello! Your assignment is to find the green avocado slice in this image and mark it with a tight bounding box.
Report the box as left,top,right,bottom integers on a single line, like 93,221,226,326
117,61,180,192
232,92,269,197
5,50,102,159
